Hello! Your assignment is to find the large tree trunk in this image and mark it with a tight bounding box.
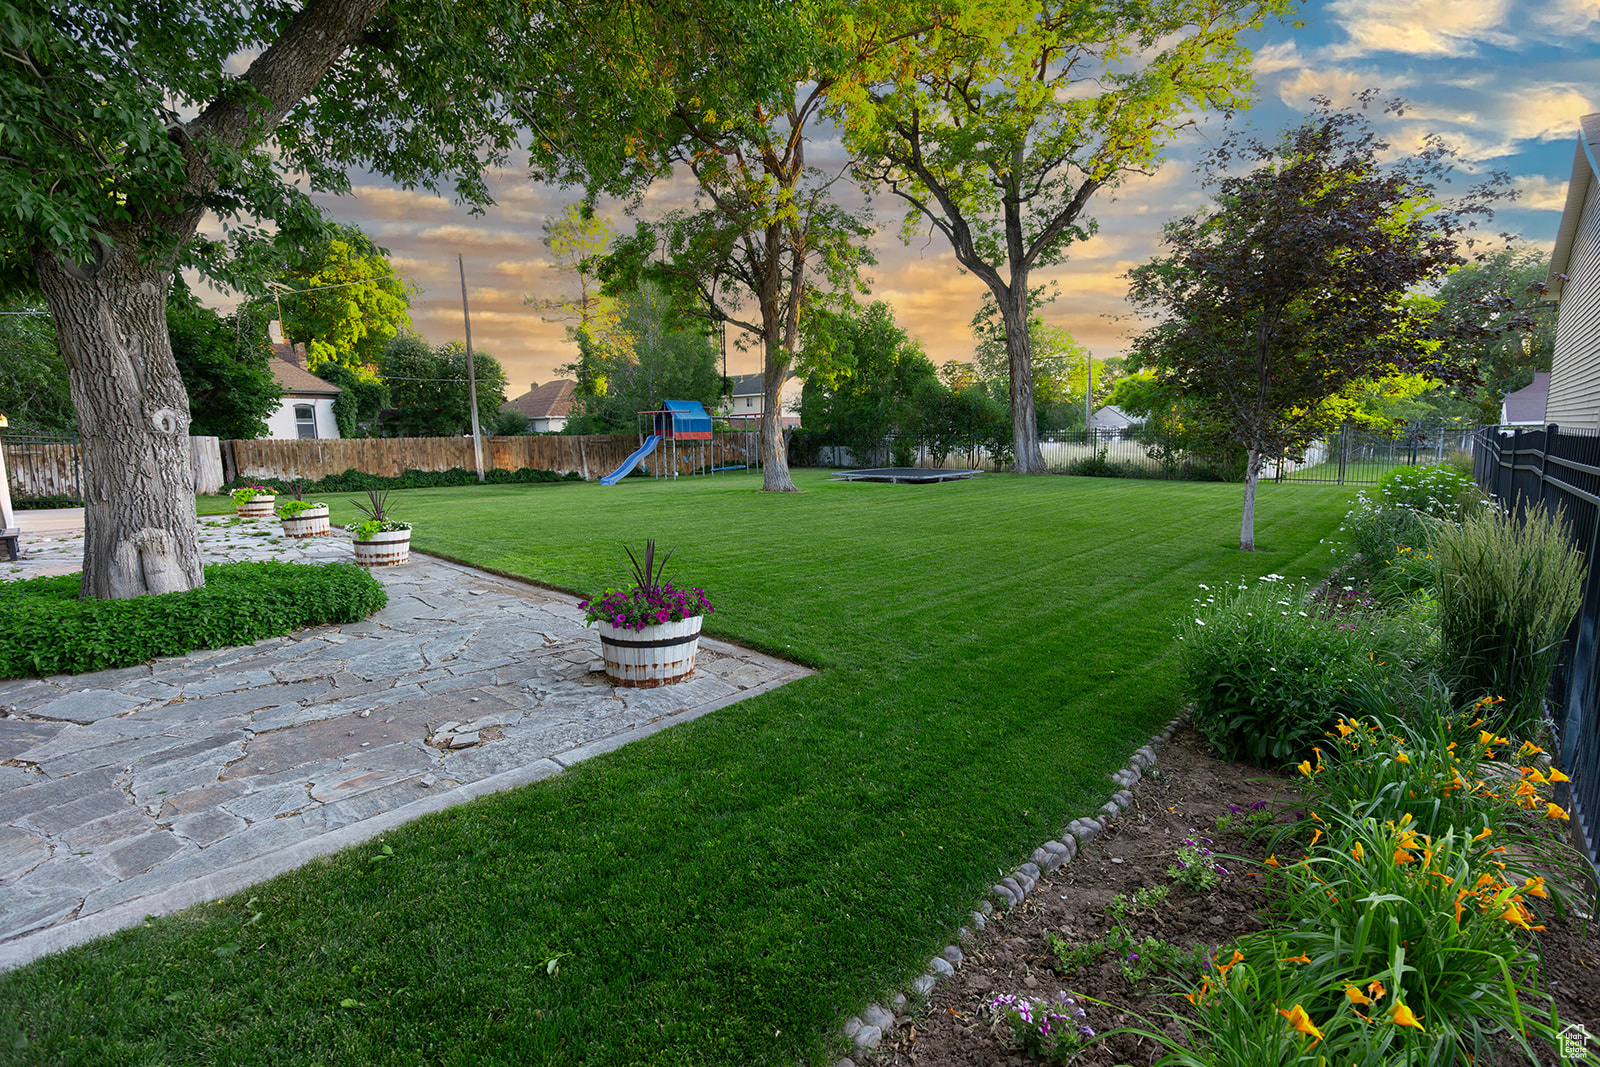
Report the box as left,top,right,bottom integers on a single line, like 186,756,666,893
756,219,798,493
998,285,1046,473
35,247,204,597
760,343,798,492
1239,447,1264,551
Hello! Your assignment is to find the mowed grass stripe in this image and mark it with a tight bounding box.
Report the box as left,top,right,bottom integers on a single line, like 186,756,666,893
1,472,1355,1066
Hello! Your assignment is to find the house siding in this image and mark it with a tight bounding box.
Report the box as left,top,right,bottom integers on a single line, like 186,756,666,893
264,397,339,440
1549,173,1600,431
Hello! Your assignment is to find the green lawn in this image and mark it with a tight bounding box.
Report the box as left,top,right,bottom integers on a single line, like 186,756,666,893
3,471,1357,1066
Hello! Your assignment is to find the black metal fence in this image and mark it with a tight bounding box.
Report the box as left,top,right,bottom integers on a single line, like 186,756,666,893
1475,424,1600,870
2,433,82,506
1273,423,1477,486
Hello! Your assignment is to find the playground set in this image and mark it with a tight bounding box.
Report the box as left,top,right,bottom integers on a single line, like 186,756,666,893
599,401,763,486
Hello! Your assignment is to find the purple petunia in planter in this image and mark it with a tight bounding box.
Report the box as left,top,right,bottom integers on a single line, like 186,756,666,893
579,540,714,689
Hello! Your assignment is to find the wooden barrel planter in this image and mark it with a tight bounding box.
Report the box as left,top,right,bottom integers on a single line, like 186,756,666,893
598,616,703,688
352,528,411,566
236,495,275,519
279,505,331,538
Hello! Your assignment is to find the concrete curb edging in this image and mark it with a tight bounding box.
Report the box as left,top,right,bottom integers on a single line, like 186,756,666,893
835,714,1187,1063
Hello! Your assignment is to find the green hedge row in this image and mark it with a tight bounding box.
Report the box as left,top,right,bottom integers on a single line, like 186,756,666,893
0,561,388,679
221,466,584,495
10,496,81,510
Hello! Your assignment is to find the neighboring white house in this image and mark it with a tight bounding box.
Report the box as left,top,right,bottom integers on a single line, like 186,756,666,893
722,372,803,428
500,380,576,432
264,327,341,439
1500,372,1550,427
1545,113,1600,431
1088,405,1136,432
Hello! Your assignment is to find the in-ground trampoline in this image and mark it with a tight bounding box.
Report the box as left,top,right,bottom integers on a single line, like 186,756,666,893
831,467,985,484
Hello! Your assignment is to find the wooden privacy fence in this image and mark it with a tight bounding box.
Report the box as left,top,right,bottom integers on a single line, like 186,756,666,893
225,433,762,484
4,435,224,500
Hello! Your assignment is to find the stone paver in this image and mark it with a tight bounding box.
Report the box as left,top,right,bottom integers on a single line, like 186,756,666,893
0,511,808,969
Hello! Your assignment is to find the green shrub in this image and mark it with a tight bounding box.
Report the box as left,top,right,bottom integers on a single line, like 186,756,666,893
1177,577,1430,766
1338,465,1481,600
1063,447,1136,478
1431,503,1586,737
221,466,582,497
1375,463,1479,519
0,562,388,678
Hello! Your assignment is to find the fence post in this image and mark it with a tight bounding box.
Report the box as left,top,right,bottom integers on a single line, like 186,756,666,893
1337,421,1349,486
1539,424,1560,517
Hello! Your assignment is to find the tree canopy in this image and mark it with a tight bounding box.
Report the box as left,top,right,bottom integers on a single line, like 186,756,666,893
380,334,509,438
1127,98,1502,550
562,281,725,433
1429,247,1556,422
831,0,1293,472
528,0,876,491
0,296,72,434
166,290,283,440
271,224,412,373
1,0,544,597
798,300,938,463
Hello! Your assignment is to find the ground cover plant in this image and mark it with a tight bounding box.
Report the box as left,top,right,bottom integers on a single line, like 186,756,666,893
0,470,1356,1066
0,562,388,678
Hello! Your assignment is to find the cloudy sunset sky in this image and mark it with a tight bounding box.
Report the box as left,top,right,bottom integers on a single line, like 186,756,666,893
294,0,1600,396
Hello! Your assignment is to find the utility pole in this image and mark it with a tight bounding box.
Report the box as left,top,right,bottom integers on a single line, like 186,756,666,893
1085,357,1094,439
459,255,485,482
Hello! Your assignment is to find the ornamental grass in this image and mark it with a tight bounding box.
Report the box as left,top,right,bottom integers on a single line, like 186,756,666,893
1431,502,1586,737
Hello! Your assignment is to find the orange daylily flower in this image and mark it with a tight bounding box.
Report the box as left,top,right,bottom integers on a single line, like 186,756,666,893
1264,854,1280,868
1335,720,1354,737
1394,848,1415,864
1500,901,1545,931
1548,768,1570,783
1367,979,1387,1001
1548,802,1570,820
1523,876,1549,899
1298,759,1313,776
1281,953,1312,964
1216,949,1244,978
1344,984,1373,1006
1472,826,1493,843
1395,751,1411,764
1391,1002,1424,1031
1279,1004,1324,1047
1351,841,1365,862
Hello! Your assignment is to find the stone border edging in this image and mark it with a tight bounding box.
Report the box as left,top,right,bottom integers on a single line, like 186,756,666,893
836,713,1187,1061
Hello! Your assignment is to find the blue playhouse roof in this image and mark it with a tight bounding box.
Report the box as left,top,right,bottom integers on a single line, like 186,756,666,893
659,400,712,439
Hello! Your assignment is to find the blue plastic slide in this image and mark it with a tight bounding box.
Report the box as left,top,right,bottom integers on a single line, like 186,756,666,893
600,435,661,485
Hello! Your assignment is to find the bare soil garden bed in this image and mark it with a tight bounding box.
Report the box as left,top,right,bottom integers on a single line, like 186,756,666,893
860,726,1600,1067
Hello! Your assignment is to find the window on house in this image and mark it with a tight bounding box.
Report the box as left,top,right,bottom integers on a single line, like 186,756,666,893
294,404,316,439
745,397,754,409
